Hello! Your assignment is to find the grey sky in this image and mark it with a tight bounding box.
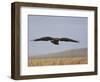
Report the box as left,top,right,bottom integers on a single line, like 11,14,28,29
28,15,88,57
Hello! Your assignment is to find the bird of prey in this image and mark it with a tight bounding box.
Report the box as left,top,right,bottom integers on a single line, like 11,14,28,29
31,37,79,45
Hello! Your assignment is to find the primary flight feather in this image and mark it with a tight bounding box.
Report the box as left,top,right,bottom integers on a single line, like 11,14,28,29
31,36,79,45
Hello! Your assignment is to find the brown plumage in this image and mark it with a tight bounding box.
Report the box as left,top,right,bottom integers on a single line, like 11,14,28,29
31,37,79,45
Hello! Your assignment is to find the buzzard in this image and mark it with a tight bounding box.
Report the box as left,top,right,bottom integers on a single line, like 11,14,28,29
31,37,79,45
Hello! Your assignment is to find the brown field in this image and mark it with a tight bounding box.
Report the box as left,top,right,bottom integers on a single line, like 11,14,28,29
28,56,87,66
28,48,88,66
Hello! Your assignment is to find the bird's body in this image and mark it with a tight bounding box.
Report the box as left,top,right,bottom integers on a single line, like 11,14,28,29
51,39,59,45
32,36,79,45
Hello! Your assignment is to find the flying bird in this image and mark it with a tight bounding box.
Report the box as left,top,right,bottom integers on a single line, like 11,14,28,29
31,37,79,45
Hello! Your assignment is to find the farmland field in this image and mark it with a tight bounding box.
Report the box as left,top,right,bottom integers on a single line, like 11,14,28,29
28,48,88,66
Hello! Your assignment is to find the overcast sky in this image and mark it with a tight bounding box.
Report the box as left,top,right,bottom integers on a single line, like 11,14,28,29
28,15,88,57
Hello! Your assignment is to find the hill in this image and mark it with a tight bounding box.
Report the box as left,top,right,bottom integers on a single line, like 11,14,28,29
29,48,87,58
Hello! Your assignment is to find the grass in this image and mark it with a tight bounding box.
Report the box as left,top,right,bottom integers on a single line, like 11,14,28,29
28,56,87,66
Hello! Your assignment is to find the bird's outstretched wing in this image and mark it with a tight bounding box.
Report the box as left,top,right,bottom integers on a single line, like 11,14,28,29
60,38,79,43
33,37,53,41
